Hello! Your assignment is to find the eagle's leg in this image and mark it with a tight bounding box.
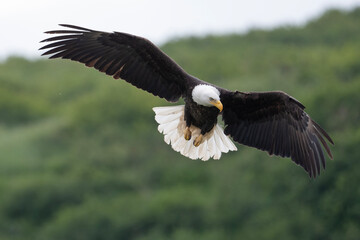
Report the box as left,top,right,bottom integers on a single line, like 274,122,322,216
184,107,193,141
193,121,215,147
184,127,192,140
193,134,203,147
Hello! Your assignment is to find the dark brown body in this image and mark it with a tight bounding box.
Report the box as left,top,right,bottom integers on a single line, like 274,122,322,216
184,97,220,135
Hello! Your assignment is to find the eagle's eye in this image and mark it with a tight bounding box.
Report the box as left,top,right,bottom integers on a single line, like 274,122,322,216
209,97,214,101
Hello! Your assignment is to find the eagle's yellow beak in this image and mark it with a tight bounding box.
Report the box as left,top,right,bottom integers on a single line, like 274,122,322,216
210,100,223,112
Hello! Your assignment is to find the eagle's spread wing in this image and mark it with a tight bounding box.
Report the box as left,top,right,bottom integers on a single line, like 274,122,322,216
220,90,334,178
40,24,193,102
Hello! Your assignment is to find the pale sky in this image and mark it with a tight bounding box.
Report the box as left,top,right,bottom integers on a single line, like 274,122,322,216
1,0,360,60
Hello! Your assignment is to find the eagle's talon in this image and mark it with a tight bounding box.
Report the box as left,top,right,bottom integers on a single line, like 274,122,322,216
193,134,203,147
184,127,192,140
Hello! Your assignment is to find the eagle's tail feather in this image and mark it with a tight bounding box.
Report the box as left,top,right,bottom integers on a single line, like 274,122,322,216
153,105,237,160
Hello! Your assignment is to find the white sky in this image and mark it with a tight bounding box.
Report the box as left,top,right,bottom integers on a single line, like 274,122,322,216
1,0,360,60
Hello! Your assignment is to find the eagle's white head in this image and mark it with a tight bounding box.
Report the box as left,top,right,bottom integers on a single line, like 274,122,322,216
192,84,223,111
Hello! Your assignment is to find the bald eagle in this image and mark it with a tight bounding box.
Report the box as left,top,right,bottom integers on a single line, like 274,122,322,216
40,24,334,178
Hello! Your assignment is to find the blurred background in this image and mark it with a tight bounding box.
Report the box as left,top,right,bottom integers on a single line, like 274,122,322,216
1,1,360,239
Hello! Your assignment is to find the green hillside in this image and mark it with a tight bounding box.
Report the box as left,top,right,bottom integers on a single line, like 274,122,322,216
0,8,359,240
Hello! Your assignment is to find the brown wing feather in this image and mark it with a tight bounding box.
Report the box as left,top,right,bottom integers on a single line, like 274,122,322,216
220,90,334,178
40,24,194,102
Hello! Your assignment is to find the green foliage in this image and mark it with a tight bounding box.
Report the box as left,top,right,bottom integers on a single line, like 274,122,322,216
0,8,360,240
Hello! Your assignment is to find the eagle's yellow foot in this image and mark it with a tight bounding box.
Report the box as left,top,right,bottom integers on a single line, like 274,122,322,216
184,127,192,140
193,134,203,147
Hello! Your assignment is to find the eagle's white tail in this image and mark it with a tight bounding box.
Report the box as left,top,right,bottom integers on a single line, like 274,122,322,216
153,105,237,160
